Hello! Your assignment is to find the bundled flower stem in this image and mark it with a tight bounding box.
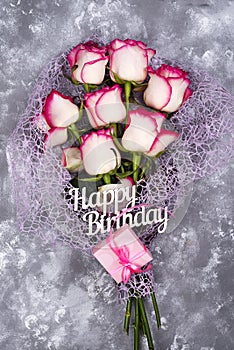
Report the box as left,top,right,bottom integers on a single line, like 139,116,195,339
134,298,140,350
151,292,161,330
138,298,154,350
124,298,133,335
124,291,161,350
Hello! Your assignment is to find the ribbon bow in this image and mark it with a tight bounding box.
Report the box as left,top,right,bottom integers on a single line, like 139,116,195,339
109,241,152,284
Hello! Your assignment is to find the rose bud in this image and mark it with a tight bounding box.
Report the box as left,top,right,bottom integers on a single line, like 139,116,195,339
68,41,108,85
108,38,156,83
44,90,79,128
80,129,121,175
62,147,82,172
144,65,192,113
44,127,68,148
85,85,126,128
122,108,179,156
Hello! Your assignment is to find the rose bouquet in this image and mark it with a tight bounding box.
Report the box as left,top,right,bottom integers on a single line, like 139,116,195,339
7,38,234,350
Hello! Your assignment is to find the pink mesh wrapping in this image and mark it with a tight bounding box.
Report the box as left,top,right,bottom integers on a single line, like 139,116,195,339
7,49,234,301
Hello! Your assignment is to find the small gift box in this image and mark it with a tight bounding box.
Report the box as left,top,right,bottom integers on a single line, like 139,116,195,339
92,224,153,284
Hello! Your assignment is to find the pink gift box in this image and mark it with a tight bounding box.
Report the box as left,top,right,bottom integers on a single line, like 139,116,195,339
92,224,153,284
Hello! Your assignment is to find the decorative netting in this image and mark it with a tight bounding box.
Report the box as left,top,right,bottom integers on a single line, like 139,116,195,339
7,48,234,301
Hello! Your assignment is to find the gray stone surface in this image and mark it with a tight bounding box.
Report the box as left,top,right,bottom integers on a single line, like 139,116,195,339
0,0,233,349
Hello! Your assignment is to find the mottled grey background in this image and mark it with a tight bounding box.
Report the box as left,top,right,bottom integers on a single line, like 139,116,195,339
0,0,233,349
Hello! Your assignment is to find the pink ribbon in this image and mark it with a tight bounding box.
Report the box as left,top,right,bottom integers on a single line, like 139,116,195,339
109,241,152,284
108,204,153,284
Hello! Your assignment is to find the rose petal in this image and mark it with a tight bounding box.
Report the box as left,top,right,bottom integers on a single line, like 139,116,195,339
183,87,193,103
72,50,106,83
122,108,158,152
85,90,105,128
62,147,82,172
144,73,172,110
157,64,184,78
150,112,166,132
162,77,190,112
119,176,135,186
109,39,126,50
44,90,79,128
146,129,179,157
110,44,148,83
45,127,68,148
147,48,156,62
67,44,81,67
80,130,121,175
95,85,126,124
81,57,108,84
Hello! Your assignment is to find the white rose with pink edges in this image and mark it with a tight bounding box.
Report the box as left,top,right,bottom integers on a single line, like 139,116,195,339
144,64,192,113
122,108,179,157
84,85,126,128
108,39,156,83
68,41,108,85
80,129,121,175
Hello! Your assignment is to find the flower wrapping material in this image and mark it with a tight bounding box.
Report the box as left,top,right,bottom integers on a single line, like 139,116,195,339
7,48,234,300
92,224,153,284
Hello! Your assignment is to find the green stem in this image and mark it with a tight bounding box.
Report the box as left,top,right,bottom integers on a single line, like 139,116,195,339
79,100,84,120
124,81,131,124
140,158,151,179
124,298,133,335
133,153,141,182
140,310,147,337
151,292,161,330
112,134,129,153
103,173,111,184
138,298,154,350
84,83,90,92
78,174,103,182
134,298,140,350
68,123,82,145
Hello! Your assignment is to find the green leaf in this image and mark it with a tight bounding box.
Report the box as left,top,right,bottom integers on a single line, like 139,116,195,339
88,84,98,89
111,70,125,85
131,81,148,87
115,169,135,178
72,64,78,72
153,150,167,159
111,134,129,153
78,174,103,182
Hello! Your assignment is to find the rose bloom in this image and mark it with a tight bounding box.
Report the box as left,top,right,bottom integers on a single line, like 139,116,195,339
85,85,126,128
45,127,68,148
144,65,192,113
80,129,121,175
68,41,108,85
122,108,179,157
108,38,156,83
44,90,79,128
62,147,82,172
